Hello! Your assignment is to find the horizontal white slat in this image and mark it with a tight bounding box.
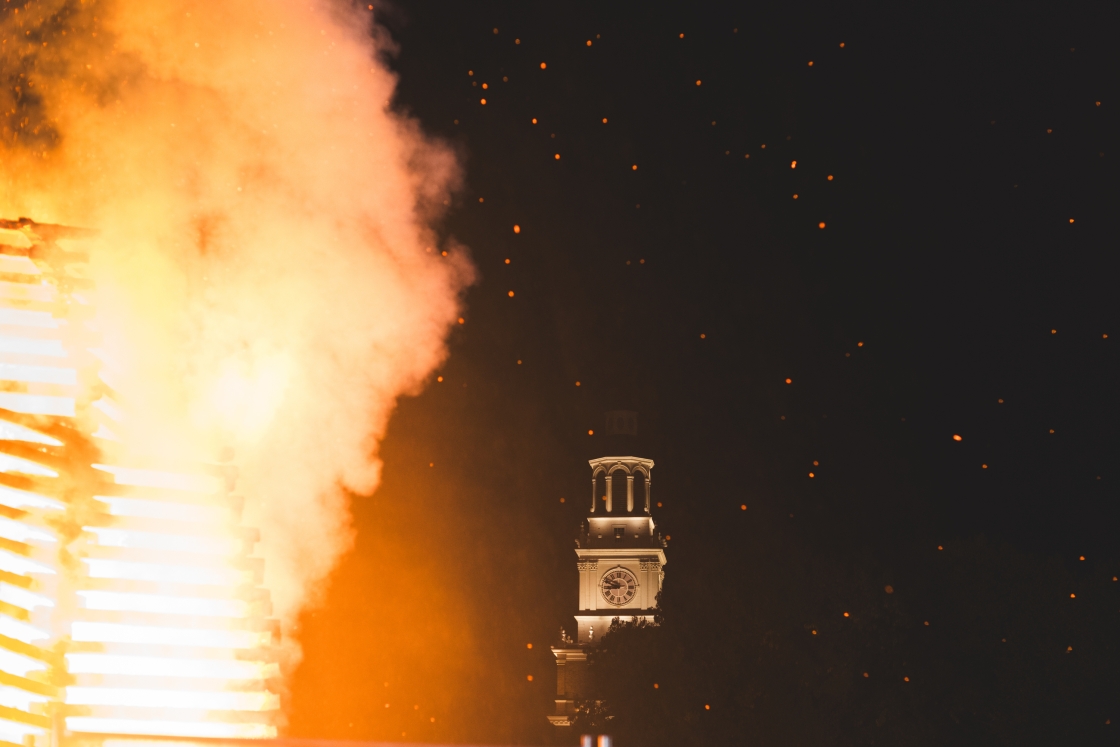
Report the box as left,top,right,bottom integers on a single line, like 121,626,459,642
0,451,59,477
86,527,240,555
0,615,49,643
0,336,66,357
0,418,64,445
65,687,278,711
0,362,77,385
0,683,51,712
65,654,276,680
0,391,75,417
0,308,58,328
0,581,54,611
77,591,248,618
0,484,65,511
81,558,247,586
94,497,230,524
0,548,56,576
67,718,275,739
0,647,49,678
0,256,41,276
71,622,269,649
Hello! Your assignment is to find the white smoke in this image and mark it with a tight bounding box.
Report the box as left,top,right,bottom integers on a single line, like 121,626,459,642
0,0,472,655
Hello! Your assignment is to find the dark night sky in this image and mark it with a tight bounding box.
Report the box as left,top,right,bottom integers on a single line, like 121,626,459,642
288,1,1118,743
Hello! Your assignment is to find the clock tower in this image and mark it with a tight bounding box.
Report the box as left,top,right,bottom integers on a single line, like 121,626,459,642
549,420,668,727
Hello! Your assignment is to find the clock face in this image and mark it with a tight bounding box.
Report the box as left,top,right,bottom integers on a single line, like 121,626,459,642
601,568,638,606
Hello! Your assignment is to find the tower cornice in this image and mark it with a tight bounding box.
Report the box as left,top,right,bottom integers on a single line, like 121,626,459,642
587,456,655,474
576,547,667,565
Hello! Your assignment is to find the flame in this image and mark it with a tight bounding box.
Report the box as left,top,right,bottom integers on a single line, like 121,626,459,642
0,0,471,740
2,0,469,602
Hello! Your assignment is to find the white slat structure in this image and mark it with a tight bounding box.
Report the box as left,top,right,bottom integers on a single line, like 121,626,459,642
0,219,279,745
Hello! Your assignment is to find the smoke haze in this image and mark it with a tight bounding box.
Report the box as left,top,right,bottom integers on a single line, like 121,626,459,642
1,0,471,656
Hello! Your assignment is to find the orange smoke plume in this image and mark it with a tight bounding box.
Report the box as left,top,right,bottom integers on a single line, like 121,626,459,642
1,0,471,654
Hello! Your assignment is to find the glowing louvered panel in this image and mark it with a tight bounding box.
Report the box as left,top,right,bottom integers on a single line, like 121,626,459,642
66,654,277,680
65,718,276,739
0,219,279,745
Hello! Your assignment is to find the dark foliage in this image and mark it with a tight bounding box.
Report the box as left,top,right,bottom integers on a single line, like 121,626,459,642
570,697,613,735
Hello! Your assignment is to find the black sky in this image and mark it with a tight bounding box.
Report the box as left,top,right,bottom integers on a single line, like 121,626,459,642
288,1,1119,743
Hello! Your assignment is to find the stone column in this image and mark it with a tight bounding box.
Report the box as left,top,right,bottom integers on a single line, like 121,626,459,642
578,560,598,611
640,559,661,609
626,475,634,512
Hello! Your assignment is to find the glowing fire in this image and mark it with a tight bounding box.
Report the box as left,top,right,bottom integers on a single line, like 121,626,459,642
0,0,469,742
0,219,280,739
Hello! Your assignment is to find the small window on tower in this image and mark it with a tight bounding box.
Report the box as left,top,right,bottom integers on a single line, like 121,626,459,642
614,527,624,539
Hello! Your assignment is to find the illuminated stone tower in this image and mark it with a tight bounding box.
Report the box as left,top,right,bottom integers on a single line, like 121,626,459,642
0,219,280,744
549,412,668,727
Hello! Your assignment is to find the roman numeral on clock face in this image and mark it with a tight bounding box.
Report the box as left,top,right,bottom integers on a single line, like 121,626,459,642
601,568,637,605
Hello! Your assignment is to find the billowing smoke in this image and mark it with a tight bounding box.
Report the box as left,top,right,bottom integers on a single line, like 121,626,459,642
0,0,470,653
